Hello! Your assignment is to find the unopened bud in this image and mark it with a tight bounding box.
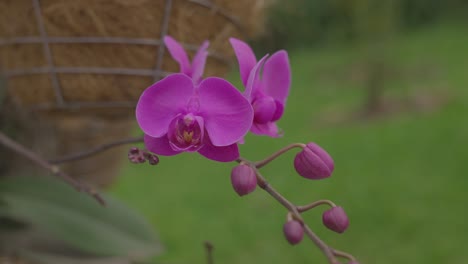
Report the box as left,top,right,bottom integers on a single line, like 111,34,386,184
230,164,257,196
253,96,277,124
143,152,159,165
128,147,145,163
348,261,360,264
283,220,304,245
322,206,349,233
294,142,334,179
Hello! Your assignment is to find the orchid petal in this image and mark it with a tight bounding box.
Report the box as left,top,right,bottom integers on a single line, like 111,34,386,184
262,50,291,104
244,54,269,101
250,122,282,137
198,136,239,162
164,36,191,75
229,38,257,87
144,134,181,156
198,77,253,146
136,74,194,137
271,99,284,122
191,40,209,84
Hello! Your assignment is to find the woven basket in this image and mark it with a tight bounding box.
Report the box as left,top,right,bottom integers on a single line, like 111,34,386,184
0,0,265,187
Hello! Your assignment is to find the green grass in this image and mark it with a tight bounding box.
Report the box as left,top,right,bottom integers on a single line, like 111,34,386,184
111,22,468,264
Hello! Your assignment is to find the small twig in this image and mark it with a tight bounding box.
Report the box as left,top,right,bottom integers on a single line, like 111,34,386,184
204,241,214,264
49,136,144,164
0,131,105,205
254,143,305,169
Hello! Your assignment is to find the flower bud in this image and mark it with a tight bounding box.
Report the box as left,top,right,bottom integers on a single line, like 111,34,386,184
128,147,145,163
230,164,257,196
322,206,349,233
253,96,277,124
144,152,160,165
294,142,334,179
283,220,304,245
348,261,360,264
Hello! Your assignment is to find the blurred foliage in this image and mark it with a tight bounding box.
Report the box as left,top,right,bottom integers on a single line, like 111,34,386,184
0,176,162,264
255,0,468,51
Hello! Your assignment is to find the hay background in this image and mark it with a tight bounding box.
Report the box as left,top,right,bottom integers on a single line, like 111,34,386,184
0,0,266,117
0,0,266,188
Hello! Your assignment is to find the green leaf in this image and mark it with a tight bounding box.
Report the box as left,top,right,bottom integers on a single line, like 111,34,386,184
0,176,163,260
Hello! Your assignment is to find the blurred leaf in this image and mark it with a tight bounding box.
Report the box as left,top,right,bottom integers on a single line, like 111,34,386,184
19,251,132,264
0,74,5,106
0,176,163,260
0,224,133,264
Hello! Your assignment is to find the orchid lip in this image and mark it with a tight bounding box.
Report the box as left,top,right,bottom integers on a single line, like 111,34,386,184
168,113,204,152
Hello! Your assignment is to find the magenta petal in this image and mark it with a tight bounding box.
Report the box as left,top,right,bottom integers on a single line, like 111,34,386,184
198,77,253,146
262,50,291,104
271,100,284,122
250,122,281,137
136,74,194,137
198,137,239,162
229,38,257,87
244,54,269,101
191,40,209,84
164,36,191,75
144,134,181,156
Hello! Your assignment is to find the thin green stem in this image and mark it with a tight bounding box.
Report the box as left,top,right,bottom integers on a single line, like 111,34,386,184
254,143,305,169
297,200,336,213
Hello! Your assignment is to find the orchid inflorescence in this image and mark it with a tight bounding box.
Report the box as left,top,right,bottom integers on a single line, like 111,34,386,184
131,36,359,264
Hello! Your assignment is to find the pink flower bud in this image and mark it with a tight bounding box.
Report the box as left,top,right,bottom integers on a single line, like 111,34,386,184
348,261,360,264
294,142,334,179
322,206,349,233
230,164,257,196
283,220,304,245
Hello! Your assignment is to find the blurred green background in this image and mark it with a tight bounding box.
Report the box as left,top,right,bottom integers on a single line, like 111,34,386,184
111,1,468,264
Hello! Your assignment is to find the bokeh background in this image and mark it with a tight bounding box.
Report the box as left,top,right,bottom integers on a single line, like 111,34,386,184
1,0,468,263
111,0,468,263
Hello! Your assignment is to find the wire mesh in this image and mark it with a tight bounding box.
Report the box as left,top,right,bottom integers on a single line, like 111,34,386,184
0,0,246,111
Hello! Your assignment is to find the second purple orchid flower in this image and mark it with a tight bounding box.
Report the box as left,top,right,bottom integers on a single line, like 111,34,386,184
230,38,291,138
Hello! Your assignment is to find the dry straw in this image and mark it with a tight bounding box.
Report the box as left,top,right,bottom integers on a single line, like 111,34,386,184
0,0,266,118
0,0,266,188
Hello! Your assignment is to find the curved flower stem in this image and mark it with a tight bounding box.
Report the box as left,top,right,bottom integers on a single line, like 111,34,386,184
254,143,305,169
49,136,144,164
333,249,357,262
237,157,341,264
0,131,105,205
297,199,337,213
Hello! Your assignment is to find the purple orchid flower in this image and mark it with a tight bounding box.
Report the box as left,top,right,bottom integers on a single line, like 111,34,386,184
164,36,209,84
230,38,291,137
136,73,253,162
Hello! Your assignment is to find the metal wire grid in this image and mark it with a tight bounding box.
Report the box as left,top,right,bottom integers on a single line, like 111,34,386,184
0,0,245,111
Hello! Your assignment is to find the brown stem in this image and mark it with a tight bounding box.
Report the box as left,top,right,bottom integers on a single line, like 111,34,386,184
254,143,305,169
303,225,339,264
0,131,105,205
238,150,358,263
297,199,336,213
237,158,346,264
49,136,144,164
333,248,357,262
204,241,214,264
